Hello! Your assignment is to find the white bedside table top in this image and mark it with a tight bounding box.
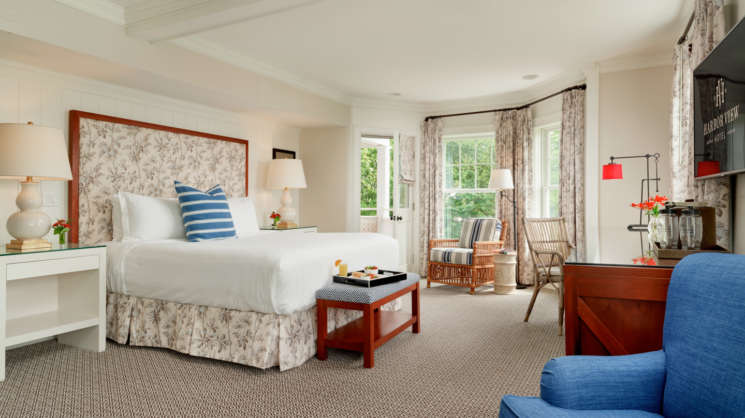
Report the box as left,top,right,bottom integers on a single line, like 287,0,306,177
0,243,105,257
260,226,317,231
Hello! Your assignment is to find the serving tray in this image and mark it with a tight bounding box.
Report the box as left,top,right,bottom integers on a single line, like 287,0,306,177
333,269,407,287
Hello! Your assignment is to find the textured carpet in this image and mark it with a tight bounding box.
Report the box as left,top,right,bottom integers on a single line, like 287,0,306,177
0,283,563,417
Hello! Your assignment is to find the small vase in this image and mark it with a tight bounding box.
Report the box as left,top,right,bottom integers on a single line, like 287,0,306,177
272,219,280,227
647,216,663,247
58,233,66,245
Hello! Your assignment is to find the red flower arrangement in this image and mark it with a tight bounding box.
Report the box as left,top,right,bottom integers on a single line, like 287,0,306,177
270,211,281,227
52,219,71,245
631,195,668,217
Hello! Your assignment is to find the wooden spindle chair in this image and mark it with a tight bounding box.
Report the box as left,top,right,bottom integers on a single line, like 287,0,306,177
522,217,574,335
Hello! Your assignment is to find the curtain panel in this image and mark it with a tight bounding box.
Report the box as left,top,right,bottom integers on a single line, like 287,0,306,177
418,119,443,276
559,89,586,260
495,109,534,285
670,0,731,248
399,134,417,184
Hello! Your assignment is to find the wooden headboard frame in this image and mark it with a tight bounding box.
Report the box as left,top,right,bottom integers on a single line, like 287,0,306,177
68,110,249,243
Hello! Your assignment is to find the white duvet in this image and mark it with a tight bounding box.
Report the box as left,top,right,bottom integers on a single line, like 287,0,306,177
106,232,399,315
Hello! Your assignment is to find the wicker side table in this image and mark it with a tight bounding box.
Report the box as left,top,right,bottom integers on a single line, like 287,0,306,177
493,251,517,294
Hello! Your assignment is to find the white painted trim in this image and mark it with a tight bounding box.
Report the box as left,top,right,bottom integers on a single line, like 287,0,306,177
172,37,350,104
583,64,600,262
597,52,672,74
54,0,125,25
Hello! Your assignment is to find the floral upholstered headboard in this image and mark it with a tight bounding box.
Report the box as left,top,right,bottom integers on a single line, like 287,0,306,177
68,110,248,244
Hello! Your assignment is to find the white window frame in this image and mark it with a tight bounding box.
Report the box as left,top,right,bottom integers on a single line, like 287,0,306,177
532,123,561,218
442,133,497,234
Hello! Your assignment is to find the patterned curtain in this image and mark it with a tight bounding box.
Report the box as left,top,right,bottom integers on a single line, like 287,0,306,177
495,108,534,285
418,119,443,276
670,0,730,248
399,134,417,184
559,89,586,260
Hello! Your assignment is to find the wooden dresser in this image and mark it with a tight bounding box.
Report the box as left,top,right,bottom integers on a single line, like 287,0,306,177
564,260,676,356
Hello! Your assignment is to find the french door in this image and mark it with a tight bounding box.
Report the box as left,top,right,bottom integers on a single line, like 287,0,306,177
359,133,413,270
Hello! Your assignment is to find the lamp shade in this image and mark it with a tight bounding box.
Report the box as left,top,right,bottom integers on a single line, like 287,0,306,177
488,168,514,190
266,159,307,190
602,163,623,180
0,123,72,181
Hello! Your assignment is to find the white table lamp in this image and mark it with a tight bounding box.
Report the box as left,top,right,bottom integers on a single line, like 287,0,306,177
488,168,514,190
266,159,307,228
0,122,72,250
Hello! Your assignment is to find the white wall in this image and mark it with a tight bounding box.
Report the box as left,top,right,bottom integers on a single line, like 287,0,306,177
598,66,673,261
298,126,352,232
0,59,300,243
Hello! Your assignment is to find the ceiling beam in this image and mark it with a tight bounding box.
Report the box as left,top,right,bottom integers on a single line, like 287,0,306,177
125,0,322,42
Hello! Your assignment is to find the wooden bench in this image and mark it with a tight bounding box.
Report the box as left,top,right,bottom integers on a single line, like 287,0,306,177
316,274,420,368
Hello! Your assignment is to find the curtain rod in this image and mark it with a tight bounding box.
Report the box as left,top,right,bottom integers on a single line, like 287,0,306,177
677,11,695,45
424,84,586,122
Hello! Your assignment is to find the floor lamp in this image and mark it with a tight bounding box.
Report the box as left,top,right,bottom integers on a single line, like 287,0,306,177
489,169,524,289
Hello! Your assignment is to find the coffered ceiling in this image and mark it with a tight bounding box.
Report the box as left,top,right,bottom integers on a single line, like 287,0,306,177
59,0,693,104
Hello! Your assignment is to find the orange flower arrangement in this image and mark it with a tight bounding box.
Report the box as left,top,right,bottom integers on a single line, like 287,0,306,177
632,256,657,266
631,195,668,217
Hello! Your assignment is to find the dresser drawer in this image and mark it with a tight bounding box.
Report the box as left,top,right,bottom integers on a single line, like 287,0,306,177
6,255,100,281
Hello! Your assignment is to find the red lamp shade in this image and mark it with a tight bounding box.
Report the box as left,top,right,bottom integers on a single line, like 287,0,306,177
697,160,720,177
602,163,623,180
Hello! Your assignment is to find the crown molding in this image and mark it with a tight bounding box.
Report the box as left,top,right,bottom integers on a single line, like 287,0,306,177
171,36,350,105
597,52,672,74
55,0,125,25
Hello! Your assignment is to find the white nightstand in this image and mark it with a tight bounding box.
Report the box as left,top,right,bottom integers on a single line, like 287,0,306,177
260,225,318,234
0,244,106,381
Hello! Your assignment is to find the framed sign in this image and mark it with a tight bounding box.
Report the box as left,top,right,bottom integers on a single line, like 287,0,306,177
272,148,296,159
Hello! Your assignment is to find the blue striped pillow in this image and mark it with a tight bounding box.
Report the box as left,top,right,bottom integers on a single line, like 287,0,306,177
174,181,237,242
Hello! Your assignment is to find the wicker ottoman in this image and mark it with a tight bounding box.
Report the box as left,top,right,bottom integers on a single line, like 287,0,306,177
315,273,420,368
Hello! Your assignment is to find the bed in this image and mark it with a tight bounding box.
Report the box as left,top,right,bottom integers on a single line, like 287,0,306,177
69,111,402,370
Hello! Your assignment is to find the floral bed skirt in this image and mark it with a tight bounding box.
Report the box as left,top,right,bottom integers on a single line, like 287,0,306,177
106,292,402,371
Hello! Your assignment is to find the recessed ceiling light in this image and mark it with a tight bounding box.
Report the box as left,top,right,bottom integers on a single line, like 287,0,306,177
388,92,402,96
522,74,539,80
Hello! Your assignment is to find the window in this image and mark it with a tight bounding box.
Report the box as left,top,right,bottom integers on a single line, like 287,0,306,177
360,137,395,217
360,146,378,216
533,124,561,217
442,134,497,239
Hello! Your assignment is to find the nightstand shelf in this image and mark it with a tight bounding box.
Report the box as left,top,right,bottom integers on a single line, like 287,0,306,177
0,244,106,381
6,309,98,347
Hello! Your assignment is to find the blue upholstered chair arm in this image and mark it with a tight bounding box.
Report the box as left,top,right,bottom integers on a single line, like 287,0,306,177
540,350,666,413
499,396,662,418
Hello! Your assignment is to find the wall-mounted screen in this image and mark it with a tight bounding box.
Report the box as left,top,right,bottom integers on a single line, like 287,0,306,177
693,17,745,178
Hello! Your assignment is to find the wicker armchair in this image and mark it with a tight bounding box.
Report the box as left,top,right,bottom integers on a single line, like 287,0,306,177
522,217,574,335
427,218,507,295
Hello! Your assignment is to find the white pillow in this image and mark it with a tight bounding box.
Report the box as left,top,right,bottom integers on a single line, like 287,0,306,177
228,197,260,237
110,193,128,241
120,192,185,240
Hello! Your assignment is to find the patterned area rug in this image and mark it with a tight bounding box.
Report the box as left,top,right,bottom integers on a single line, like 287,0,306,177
0,284,563,417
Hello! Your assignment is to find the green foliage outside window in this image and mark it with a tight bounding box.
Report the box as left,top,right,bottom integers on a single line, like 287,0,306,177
443,136,497,239
360,147,377,216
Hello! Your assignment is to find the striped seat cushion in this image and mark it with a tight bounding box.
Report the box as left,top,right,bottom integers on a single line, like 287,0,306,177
430,247,473,265
174,181,237,242
458,218,501,249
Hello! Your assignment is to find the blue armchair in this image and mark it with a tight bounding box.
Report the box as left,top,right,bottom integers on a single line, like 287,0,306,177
499,253,745,417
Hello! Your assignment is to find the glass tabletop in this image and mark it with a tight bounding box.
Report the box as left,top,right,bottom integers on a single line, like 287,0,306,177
0,242,105,257
260,225,317,230
566,228,679,268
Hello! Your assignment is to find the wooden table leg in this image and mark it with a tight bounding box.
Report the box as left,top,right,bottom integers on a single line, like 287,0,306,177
412,282,420,334
316,299,327,360
363,305,374,368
